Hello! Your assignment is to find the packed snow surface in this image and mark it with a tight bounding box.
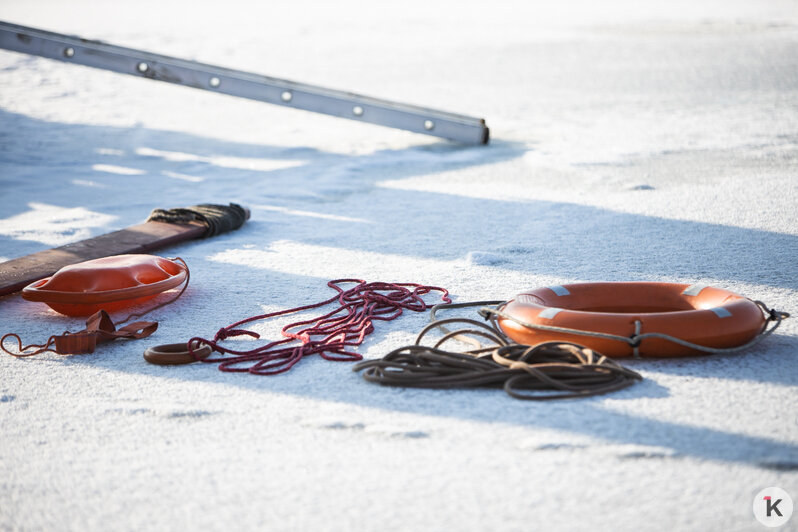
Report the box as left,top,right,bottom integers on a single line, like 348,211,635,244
1,1,797,530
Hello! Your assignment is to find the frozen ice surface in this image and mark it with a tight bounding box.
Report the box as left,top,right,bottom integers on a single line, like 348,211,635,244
1,1,797,530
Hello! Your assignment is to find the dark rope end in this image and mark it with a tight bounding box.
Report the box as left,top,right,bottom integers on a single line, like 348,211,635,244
147,203,249,237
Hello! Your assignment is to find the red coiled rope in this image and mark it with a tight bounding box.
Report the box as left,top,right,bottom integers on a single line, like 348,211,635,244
188,279,450,375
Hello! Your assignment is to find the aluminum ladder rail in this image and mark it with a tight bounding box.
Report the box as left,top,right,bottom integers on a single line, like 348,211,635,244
0,21,489,144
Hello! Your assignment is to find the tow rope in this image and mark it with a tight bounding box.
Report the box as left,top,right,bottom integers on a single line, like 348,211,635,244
163,280,451,374
353,301,643,400
1,310,159,356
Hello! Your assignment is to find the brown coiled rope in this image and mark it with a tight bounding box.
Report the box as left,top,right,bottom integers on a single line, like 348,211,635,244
353,301,642,400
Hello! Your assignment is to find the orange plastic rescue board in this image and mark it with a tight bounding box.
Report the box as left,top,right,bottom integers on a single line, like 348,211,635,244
21,254,187,317
497,282,766,358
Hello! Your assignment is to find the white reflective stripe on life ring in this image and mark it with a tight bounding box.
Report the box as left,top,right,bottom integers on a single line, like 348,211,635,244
538,307,564,319
709,307,732,318
548,285,570,296
682,284,708,296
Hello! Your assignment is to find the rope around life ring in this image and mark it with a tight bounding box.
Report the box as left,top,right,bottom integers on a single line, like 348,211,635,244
484,282,788,358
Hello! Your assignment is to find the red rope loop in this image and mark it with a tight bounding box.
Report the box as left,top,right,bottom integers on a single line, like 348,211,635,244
189,279,450,375
1,333,60,357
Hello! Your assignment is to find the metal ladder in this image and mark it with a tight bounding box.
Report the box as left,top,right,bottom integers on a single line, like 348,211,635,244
0,20,489,144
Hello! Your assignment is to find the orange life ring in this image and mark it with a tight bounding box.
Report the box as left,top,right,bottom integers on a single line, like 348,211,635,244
21,254,187,317
496,282,767,358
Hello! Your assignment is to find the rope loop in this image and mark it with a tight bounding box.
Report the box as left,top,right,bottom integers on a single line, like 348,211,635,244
1,332,59,358
756,300,790,322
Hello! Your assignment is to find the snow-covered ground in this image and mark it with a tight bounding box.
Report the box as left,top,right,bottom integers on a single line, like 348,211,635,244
1,1,797,530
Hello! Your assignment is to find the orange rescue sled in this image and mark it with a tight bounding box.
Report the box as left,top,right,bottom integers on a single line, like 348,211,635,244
21,254,187,317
